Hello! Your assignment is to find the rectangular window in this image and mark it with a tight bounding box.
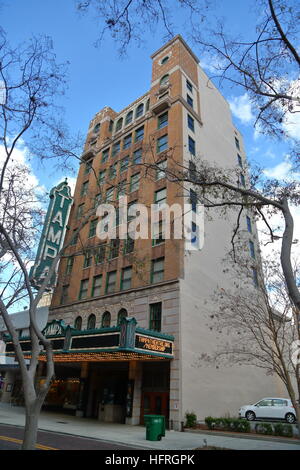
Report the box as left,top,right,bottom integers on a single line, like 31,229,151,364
105,186,114,202
246,215,252,233
79,279,89,300
88,219,98,238
133,148,142,165
189,160,196,181
65,256,74,274
102,148,109,163
190,189,197,212
154,187,167,208
92,275,102,297
187,94,193,108
151,258,164,283
186,79,193,93
252,267,258,287
60,285,69,305
106,271,117,294
95,244,106,264
237,154,243,168
94,192,102,209
123,134,132,149
112,141,120,157
240,173,246,187
80,181,88,197
235,137,240,150
152,220,165,246
157,134,168,153
187,114,194,132
121,266,132,290
135,126,144,142
130,173,140,192
109,238,120,259
124,235,134,254
109,162,117,179
109,120,114,132
99,170,106,184
156,160,167,180
149,302,162,332
83,250,93,268
120,156,129,173
84,160,92,175
70,230,79,246
77,204,84,220
188,136,195,156
249,240,256,259
117,179,127,198
158,112,168,129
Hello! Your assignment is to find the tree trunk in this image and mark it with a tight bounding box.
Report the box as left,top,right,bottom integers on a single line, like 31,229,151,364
281,198,300,311
22,400,43,450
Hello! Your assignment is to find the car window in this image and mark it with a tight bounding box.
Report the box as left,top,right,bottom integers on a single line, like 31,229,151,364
257,399,273,406
272,399,288,407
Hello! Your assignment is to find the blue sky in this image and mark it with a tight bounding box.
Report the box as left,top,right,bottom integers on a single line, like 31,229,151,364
1,0,296,190
1,0,299,313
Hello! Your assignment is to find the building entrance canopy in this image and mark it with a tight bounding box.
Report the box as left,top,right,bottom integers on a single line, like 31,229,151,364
4,317,174,363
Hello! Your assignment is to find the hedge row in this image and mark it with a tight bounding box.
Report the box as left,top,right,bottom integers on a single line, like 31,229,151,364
205,417,250,433
205,417,294,437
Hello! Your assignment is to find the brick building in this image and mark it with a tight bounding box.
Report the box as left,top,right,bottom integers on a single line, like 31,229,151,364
40,35,280,429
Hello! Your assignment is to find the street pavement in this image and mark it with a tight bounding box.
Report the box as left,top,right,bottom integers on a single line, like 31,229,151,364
0,403,300,450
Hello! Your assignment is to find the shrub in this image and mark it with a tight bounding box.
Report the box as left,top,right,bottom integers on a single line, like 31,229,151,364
255,423,274,435
185,411,197,428
273,423,293,438
204,416,250,433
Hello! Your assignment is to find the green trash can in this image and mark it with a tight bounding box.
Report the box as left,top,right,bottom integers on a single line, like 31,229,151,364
144,415,165,441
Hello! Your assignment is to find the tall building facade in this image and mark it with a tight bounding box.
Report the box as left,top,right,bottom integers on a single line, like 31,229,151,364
44,35,280,429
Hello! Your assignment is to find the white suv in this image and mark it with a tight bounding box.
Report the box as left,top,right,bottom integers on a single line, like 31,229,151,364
239,398,296,424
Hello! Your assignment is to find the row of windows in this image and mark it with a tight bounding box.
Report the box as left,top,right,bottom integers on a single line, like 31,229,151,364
73,302,162,332
113,99,150,134
61,258,165,305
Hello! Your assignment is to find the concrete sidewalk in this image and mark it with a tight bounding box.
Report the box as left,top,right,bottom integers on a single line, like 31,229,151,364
0,403,300,450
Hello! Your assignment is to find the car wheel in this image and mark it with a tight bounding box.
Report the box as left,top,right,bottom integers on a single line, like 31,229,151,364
285,413,296,424
245,411,256,421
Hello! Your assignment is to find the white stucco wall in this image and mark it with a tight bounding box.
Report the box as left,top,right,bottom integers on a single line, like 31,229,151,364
179,65,282,421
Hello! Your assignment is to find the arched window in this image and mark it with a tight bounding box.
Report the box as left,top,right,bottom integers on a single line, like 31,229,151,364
146,98,150,112
93,123,100,133
87,314,96,330
160,74,169,87
102,311,111,328
74,316,82,330
161,55,169,65
117,308,128,325
115,117,123,132
125,111,133,125
135,103,144,119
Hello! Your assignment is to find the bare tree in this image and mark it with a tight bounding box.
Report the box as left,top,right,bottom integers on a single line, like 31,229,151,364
0,29,88,449
196,254,300,433
76,0,208,55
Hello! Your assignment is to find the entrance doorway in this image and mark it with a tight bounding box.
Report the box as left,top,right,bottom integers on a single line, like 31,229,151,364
140,361,170,426
140,391,169,425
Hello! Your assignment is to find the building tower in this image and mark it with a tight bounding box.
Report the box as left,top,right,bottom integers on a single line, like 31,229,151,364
46,36,278,429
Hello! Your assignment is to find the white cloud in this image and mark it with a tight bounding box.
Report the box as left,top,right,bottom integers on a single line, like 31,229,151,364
257,205,300,263
263,157,300,181
228,93,255,124
53,175,77,196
